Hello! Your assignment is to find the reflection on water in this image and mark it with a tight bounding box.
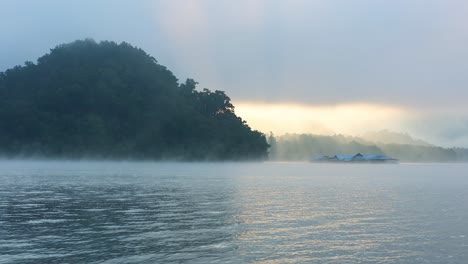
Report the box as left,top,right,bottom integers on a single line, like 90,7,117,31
0,161,467,263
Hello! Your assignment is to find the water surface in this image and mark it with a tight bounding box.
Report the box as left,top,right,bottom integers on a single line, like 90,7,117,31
0,161,467,263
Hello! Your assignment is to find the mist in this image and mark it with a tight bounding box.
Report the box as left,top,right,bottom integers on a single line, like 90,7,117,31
2,0,467,148
3,2,468,263
1,0,468,155
267,133,468,163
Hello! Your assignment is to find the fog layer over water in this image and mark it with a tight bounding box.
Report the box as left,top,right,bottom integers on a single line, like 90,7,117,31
1,161,467,263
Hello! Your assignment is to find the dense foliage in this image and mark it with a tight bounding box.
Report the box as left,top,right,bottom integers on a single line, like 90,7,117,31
0,40,269,160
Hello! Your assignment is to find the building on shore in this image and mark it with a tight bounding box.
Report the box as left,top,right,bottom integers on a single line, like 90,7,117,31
312,153,398,163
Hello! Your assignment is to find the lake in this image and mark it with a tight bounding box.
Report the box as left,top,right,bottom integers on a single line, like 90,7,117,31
0,161,467,263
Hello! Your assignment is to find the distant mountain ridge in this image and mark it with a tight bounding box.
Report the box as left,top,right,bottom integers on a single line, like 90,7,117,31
361,130,432,147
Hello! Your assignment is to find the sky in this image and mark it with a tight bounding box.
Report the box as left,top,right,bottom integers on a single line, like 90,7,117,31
1,0,468,147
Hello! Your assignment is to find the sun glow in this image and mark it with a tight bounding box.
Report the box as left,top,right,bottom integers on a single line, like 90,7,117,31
234,102,410,136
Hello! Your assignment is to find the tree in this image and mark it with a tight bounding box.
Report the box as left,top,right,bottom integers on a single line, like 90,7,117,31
0,40,269,160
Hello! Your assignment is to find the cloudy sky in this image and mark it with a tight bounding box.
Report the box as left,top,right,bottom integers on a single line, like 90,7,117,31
2,0,468,147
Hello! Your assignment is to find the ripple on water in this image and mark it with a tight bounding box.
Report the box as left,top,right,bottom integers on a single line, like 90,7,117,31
25,219,68,224
1,162,468,263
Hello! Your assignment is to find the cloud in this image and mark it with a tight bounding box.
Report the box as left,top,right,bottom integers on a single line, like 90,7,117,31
144,0,468,110
234,102,410,136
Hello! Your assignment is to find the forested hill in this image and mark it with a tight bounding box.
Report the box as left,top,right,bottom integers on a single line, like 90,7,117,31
0,39,269,160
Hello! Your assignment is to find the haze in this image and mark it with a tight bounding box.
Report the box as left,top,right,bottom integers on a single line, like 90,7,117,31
2,0,468,147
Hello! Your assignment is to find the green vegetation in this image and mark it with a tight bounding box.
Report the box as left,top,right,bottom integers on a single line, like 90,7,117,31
269,133,468,162
0,39,269,160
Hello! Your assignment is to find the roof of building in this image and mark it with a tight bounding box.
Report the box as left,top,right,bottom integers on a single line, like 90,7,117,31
313,153,398,162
